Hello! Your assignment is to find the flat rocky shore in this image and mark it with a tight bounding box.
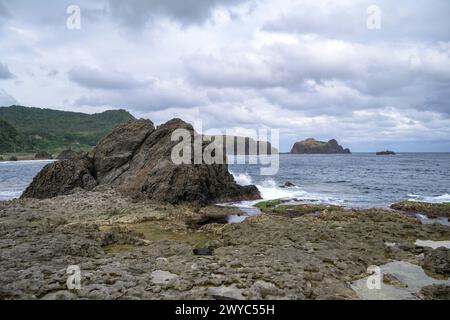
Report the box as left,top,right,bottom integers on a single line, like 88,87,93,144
1,187,448,300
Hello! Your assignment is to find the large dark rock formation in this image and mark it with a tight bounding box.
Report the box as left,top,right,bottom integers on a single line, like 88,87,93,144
290,138,351,154
22,119,261,205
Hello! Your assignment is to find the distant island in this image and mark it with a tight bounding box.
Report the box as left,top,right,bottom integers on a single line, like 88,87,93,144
290,138,351,154
0,105,135,154
376,150,396,156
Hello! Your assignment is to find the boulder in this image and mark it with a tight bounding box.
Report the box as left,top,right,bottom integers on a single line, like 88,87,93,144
22,118,261,205
9,156,18,161
291,138,351,154
280,181,296,188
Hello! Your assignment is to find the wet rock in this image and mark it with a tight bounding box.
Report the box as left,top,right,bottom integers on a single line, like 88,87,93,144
193,248,213,256
280,181,296,188
383,273,408,288
187,206,238,228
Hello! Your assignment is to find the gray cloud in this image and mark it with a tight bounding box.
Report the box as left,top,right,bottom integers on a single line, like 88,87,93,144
264,0,450,42
69,66,150,90
0,62,14,79
0,0,449,151
108,0,251,28
0,2,10,19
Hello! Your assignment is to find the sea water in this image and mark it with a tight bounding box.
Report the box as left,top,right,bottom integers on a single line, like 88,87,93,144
1,153,449,208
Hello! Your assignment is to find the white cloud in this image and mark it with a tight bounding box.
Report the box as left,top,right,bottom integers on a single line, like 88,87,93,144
0,0,449,151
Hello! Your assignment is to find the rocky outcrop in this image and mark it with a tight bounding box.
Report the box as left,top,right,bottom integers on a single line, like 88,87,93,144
2,191,449,300
391,201,450,218
290,138,351,154
22,119,261,205
22,155,97,199
376,150,396,156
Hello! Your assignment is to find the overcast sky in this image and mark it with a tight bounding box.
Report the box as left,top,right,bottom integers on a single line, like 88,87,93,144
1,0,449,152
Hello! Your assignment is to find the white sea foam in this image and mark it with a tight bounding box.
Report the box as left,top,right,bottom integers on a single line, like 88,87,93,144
230,171,343,207
0,190,23,201
407,193,450,203
232,172,253,186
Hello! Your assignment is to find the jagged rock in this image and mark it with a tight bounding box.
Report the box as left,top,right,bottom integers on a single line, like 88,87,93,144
92,119,155,185
21,156,97,199
22,118,261,205
34,151,53,160
280,181,296,188
291,138,351,154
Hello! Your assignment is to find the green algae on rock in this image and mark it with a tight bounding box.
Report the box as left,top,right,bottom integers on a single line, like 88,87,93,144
391,201,450,218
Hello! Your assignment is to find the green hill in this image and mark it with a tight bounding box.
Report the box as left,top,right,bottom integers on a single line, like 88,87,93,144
0,105,135,153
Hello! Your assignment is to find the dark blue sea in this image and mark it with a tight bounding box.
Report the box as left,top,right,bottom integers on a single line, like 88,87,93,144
1,154,449,208
229,153,450,208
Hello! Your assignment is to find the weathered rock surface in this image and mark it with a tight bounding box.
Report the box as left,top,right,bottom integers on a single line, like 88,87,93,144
22,156,97,199
21,119,261,205
290,138,351,154
1,190,449,300
423,247,450,275
391,201,450,218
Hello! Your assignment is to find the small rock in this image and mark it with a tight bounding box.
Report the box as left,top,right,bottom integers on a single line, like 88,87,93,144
193,248,213,256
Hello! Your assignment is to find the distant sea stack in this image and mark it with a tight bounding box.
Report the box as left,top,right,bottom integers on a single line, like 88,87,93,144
376,150,396,156
290,138,351,154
